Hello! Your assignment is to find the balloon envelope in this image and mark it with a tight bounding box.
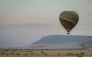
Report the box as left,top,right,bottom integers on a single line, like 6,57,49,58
59,11,79,34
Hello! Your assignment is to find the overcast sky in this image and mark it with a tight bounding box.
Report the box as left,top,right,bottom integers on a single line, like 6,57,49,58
0,0,92,48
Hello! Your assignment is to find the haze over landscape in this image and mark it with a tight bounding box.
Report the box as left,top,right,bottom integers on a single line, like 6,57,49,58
0,0,92,48
24,35,92,49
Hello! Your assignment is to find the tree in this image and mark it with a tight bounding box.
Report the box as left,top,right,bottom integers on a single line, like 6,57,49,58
77,54,79,55
30,51,32,52
68,53,70,55
25,54,27,57
31,53,34,57
58,54,61,57
80,52,84,55
11,52,13,55
76,54,79,56
42,51,44,53
16,54,20,57
44,54,47,56
31,53,34,54
5,50,7,52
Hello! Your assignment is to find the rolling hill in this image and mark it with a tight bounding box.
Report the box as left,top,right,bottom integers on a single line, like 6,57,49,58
24,35,92,49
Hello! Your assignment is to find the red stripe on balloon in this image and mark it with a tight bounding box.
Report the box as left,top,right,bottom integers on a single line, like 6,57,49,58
61,22,72,29
62,13,72,19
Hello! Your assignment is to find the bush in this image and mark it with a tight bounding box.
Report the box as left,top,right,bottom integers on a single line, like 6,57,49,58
42,52,44,53
31,53,34,54
58,54,60,56
80,52,84,55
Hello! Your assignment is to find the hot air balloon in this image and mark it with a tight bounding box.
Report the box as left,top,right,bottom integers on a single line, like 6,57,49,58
59,11,79,34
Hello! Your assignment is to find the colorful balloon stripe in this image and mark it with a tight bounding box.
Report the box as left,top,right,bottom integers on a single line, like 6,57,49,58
59,11,79,33
59,16,76,24
61,23,70,29
61,12,78,23
71,11,77,15
61,13,73,19
60,21,72,29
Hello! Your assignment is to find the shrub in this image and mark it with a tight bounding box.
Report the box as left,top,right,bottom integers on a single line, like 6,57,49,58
16,54,20,57
44,53,47,56
80,52,84,55
25,54,27,56
68,53,70,55
58,54,60,56
11,52,13,54
5,50,7,52
42,52,44,53
31,53,34,54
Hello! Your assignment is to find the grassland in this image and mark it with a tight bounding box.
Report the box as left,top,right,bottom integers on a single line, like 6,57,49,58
0,49,92,57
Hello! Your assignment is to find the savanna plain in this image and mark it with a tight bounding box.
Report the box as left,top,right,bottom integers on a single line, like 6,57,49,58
0,49,92,57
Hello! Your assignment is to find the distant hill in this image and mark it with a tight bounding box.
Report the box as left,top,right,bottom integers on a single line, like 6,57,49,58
24,35,92,49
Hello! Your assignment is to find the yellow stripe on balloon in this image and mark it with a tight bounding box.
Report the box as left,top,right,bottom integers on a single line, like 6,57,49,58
63,25,70,29
59,16,76,25
71,11,77,15
62,24,71,32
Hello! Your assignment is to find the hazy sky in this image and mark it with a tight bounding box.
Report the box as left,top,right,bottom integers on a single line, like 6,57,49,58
0,0,92,48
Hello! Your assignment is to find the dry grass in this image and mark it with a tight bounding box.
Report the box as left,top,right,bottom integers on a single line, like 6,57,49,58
0,49,92,57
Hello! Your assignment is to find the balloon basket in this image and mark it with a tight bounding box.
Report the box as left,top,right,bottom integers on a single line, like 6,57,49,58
67,33,70,34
